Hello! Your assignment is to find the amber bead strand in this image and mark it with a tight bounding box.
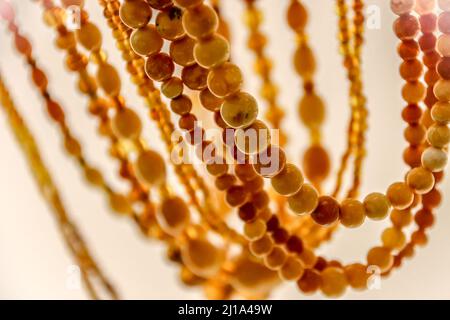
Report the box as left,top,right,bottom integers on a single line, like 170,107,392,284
0,73,118,300
211,0,231,41
286,0,331,190
243,0,287,146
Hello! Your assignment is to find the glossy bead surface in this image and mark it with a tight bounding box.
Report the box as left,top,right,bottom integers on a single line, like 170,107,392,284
367,247,393,272
387,182,415,210
422,147,448,172
320,267,348,298
280,256,304,281
382,227,406,250
155,7,185,41
194,34,230,68
145,53,174,82
340,199,366,228
158,196,190,236
406,167,436,194
221,92,258,129
130,25,163,57
364,192,391,220
207,62,243,98
288,184,319,216
120,0,152,29
427,124,450,148
311,196,340,226
182,4,218,39
271,163,304,196
135,150,166,185
112,108,142,140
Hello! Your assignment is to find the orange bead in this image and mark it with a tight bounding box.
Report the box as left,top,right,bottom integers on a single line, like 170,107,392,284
344,263,369,291
387,182,415,210
320,267,348,298
340,199,366,228
367,247,393,272
271,163,304,196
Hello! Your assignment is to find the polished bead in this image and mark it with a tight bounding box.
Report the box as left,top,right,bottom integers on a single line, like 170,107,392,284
264,247,287,271
199,88,223,111
112,108,142,140
194,34,230,68
109,193,132,215
145,53,174,82
294,46,316,80
382,227,406,250
161,77,184,99
288,184,319,216
135,150,166,185
253,145,286,178
344,263,369,291
390,209,413,228
427,124,450,148
271,163,304,196
250,234,274,257
280,256,304,281
302,145,330,183
437,34,450,57
97,63,121,95
226,186,247,207
146,0,172,10
287,0,307,31
76,22,102,51
158,196,190,236
406,167,436,194
244,219,267,241
207,62,243,98
431,101,450,123
170,36,196,66
394,14,420,40
119,0,152,29
235,120,270,155
297,269,321,294
434,79,450,100
422,146,448,172
387,182,415,210
320,267,348,298
174,0,203,8
182,4,218,39
181,238,224,277
391,0,415,15
340,199,366,228
367,247,393,272
181,64,209,90
311,196,340,226
155,7,185,41
130,25,163,56
170,94,192,115
364,192,391,220
221,92,258,129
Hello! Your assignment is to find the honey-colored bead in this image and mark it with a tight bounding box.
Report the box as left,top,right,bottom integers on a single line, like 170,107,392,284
207,62,243,98
32,68,48,91
194,34,230,68
287,0,307,31
170,94,192,115
412,230,428,246
340,199,366,228
382,227,406,250
271,163,304,196
181,238,224,278
206,160,228,177
297,269,321,294
130,25,163,57
97,63,121,96
84,167,104,186
161,77,184,99
199,88,223,111
155,7,185,41
294,46,316,80
402,81,426,104
406,167,435,194
364,192,391,220
279,256,305,281
170,36,196,67
298,248,317,268
157,196,190,236
249,234,274,257
221,92,258,129
215,174,236,191
244,219,267,241
264,247,287,271
311,196,340,226
253,145,286,178
431,101,450,123
76,22,102,51
147,0,172,10
109,193,132,215
433,79,450,101
64,136,81,157
302,145,330,183
390,209,413,228
225,186,247,207
174,0,203,8
427,124,450,148
387,182,415,210
367,247,393,272
119,0,152,29
181,64,209,90
230,257,279,295
299,93,325,127
422,146,448,172
344,263,369,291
135,150,166,186
320,267,348,298
235,120,271,155
145,53,174,82
182,4,218,39
288,184,319,216
112,108,142,140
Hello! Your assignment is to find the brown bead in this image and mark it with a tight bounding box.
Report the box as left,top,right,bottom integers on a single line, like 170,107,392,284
344,263,369,291
382,227,406,250
161,77,184,99
264,247,287,271
288,184,319,216
170,94,192,115
120,0,152,29
182,4,218,39
422,188,442,208
157,196,190,236
406,167,435,194
207,62,243,98
302,145,330,183
170,36,196,67
145,53,174,82
238,202,257,222
182,64,209,90
394,14,419,40
194,34,230,68
415,209,435,228
271,163,304,196
297,269,321,294
280,256,305,281
130,25,163,57
199,88,223,112
397,40,420,60
249,234,274,257
287,0,307,32
225,186,247,207
272,228,289,244
364,192,391,221
215,174,236,191
367,247,393,272
286,236,304,255
46,100,65,123
400,59,423,81
155,7,185,41
311,196,340,226
253,145,286,178
390,209,413,228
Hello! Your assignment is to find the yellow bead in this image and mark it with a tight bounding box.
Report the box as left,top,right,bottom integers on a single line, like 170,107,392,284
340,199,366,228
119,0,152,29
76,22,102,51
244,219,267,241
294,45,316,80
112,108,142,140
279,256,305,281
427,124,450,148
130,25,163,57
250,234,274,257
157,196,190,236
235,120,271,155
320,267,348,298
264,247,287,271
422,147,448,172
367,247,393,273
155,7,185,41
390,209,413,228
406,167,435,194
182,4,218,39
207,62,243,98
381,227,406,250
344,263,369,291
161,77,184,99
97,63,121,96
271,163,304,196
431,101,450,123
170,36,196,67
145,53,174,82
287,184,319,215
194,34,230,68
181,238,224,277
221,92,258,129
135,150,166,186
299,93,325,127
109,193,132,215
434,79,450,101
364,192,391,220
387,182,415,210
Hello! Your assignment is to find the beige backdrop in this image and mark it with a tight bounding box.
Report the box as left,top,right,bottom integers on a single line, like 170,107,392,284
0,0,449,299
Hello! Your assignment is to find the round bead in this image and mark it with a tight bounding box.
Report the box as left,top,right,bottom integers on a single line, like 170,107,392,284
170,36,196,67
271,163,304,196
207,62,243,98
311,196,340,226
387,182,415,210
109,193,132,215
434,79,450,100
402,82,426,103
130,25,163,57
161,77,184,99
431,101,450,123
174,0,203,8
299,93,325,128
119,0,152,29
415,0,436,14
340,199,366,228
170,94,192,115
182,64,209,90
287,184,319,216
280,256,305,281
302,145,330,183
235,120,271,155
297,269,321,294
146,0,172,10
155,7,185,41
145,53,174,82
287,0,307,31
381,227,406,250
182,4,218,39
427,124,450,148
225,186,247,207
422,146,448,172
135,150,166,185
394,14,420,40
181,238,224,278
320,267,348,298
264,247,287,271
406,167,436,194
437,34,450,57
250,234,274,257
194,34,230,68
364,193,391,220
97,63,121,96
344,263,369,291
293,46,316,80
438,11,450,33
157,196,190,236
391,0,415,15
391,209,413,228
112,108,142,140
76,22,102,51
253,145,286,178
200,88,223,111
221,92,258,129
367,247,393,272
244,219,267,241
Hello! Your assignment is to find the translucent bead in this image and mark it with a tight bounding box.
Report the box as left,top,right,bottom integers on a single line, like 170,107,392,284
422,146,448,172
287,0,307,31
157,196,190,236
181,64,209,90
294,46,316,80
135,150,166,186
130,25,163,57
311,196,340,226
390,209,413,228
344,263,369,291
194,34,230,68
199,88,223,111
437,34,450,57
244,219,267,241
97,63,121,96
320,267,348,298
221,92,258,129
225,186,247,207
367,247,393,272
235,120,271,155
431,101,450,123
76,22,102,51
382,227,406,250
181,238,224,277
84,167,104,186
161,77,184,99
364,192,391,220
170,94,192,115
340,199,366,228
406,167,436,194
253,145,286,178
249,234,274,257
170,36,196,67
280,256,305,281
109,193,132,215
182,4,218,39
46,100,65,123
207,62,243,98
427,124,450,148
119,0,152,29
391,0,415,15
112,108,142,140
302,145,330,183
299,93,325,127
387,182,415,210
32,68,48,91
235,164,258,182
155,7,185,41
297,269,321,294
271,163,304,196
145,53,174,82
433,79,450,100
287,184,319,216
264,247,287,271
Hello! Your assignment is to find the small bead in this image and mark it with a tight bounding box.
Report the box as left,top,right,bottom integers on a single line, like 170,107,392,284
364,192,391,220
76,22,102,51
249,234,274,257
431,101,450,123
207,62,243,98
235,120,271,155
382,227,406,250
112,108,142,140
181,238,224,278
145,53,174,82
194,34,230,68
109,193,132,215
288,184,319,216
97,63,121,96
294,46,316,81
244,219,267,241
161,77,184,99
340,199,366,228
280,256,305,281
271,163,304,196
434,79,450,100
264,247,287,271
155,7,185,41
438,11,450,33
320,267,348,298
344,263,369,291
387,182,415,210
170,36,196,67
297,269,321,294
437,58,450,79
119,0,152,29
135,150,166,186
427,124,450,148
311,196,340,226
367,247,393,272
415,208,435,228
253,145,286,178
130,25,163,57
402,82,426,104
221,92,258,129
406,167,436,194
302,145,330,183
391,209,413,228
182,4,218,39
157,196,190,236
287,0,307,31
200,88,223,111
422,146,448,172
238,202,257,222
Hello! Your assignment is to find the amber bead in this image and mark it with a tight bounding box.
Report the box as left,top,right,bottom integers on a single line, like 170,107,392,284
194,34,230,68
155,7,185,41
297,269,321,294
147,0,172,10
109,193,132,215
135,150,166,186
221,92,258,129
253,145,286,178
280,256,305,281
170,36,196,67
157,196,190,236
252,191,270,210
397,40,420,60
311,196,340,226
422,188,442,208
367,247,393,272
286,236,304,255
32,68,48,91
207,62,243,98
119,0,152,29
271,163,304,196
182,4,218,39
345,263,369,291
439,11,450,33
161,77,184,99
181,238,224,278
130,25,163,57
427,124,450,148
46,100,65,123
434,79,450,100
112,108,142,140
215,174,236,191
394,14,420,40
235,120,271,155
402,82,426,104
238,202,257,222
404,124,426,146
294,46,316,81
225,186,247,207
387,182,415,210
431,101,450,123
199,88,223,111
302,145,330,183
411,230,428,247
181,64,209,90
364,192,391,221
97,63,121,96
145,53,174,82
340,199,366,228
84,167,104,187
320,267,348,298
400,59,423,81
415,209,435,228
287,0,307,32
264,247,287,271
179,113,197,131
244,219,266,241
76,22,102,51
288,184,319,216
406,167,435,194
422,147,448,172
174,0,203,8
235,164,258,182
382,227,406,250
249,234,274,257
170,94,192,115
